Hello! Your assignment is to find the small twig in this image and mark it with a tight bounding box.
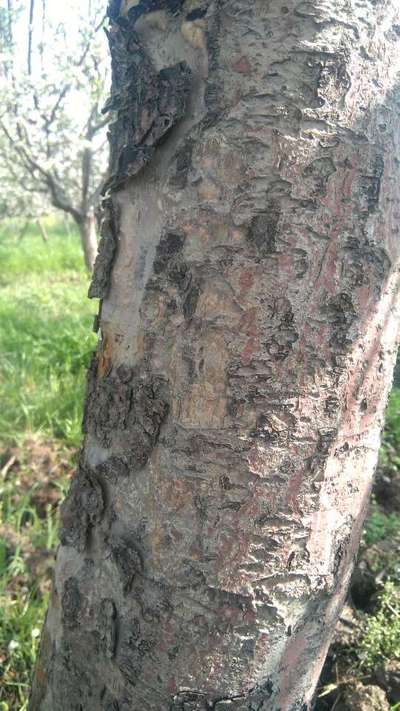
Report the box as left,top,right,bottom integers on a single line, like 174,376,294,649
1,455,16,479
330,693,341,711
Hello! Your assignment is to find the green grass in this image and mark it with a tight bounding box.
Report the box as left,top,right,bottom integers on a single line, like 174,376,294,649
0,438,70,709
0,218,97,448
0,218,95,708
0,217,85,277
0,589,47,711
358,580,400,672
363,507,400,547
380,388,400,469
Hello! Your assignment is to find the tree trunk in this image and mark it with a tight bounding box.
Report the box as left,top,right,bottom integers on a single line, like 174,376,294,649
37,217,48,243
63,214,72,238
30,2,400,710
80,208,98,272
17,219,29,241
27,0,35,75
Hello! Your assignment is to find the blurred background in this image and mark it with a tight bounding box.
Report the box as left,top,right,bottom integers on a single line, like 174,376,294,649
0,2,399,710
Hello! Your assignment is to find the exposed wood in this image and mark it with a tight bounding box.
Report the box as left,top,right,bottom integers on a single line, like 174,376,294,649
1,455,16,480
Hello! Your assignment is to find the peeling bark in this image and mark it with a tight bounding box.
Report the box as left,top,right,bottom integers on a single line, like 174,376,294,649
30,1,400,710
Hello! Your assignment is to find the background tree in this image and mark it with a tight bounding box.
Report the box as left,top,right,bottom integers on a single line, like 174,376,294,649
0,0,109,270
30,1,400,709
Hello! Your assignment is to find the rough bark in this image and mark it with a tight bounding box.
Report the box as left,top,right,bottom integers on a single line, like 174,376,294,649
30,1,400,710
80,208,98,273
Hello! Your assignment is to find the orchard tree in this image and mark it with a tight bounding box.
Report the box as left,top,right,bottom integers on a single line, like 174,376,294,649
0,0,109,270
30,1,400,709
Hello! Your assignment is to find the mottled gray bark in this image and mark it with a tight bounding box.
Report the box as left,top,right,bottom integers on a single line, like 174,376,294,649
30,1,400,710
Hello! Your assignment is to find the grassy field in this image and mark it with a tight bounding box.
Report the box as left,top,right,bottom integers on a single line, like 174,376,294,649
0,220,399,709
0,219,96,710
0,219,96,448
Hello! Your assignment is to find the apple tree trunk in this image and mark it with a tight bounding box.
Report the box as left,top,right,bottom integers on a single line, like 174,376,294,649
30,1,400,709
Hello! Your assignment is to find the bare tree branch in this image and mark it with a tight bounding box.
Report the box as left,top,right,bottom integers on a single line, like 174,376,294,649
0,117,83,224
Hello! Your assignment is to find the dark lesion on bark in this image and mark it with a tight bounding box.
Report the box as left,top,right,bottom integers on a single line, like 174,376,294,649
264,297,299,362
60,465,105,551
183,284,201,319
357,155,384,214
62,577,82,629
169,138,195,189
325,292,357,351
96,455,131,481
116,617,155,687
317,53,352,105
170,677,274,709
108,0,185,23
89,0,193,300
302,156,336,197
61,358,169,553
88,198,120,300
247,202,280,257
146,229,202,321
83,356,170,469
342,236,390,292
99,598,118,659
294,248,309,279
111,537,144,594
52,636,99,710
153,231,187,273
102,10,191,195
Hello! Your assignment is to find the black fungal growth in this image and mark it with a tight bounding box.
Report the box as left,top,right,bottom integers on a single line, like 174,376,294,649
91,4,192,296
111,537,144,593
153,232,186,274
326,292,357,351
147,230,201,320
99,598,118,659
89,198,120,300
170,677,274,709
102,11,191,194
83,358,170,469
62,577,82,629
357,155,384,214
128,0,185,22
186,6,208,22
108,0,185,23
60,466,105,551
247,203,280,257
169,138,194,190
117,619,154,686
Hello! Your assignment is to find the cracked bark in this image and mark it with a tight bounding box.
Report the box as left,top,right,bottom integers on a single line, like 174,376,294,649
30,1,400,710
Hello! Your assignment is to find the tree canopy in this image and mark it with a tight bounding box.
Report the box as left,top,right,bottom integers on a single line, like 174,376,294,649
0,0,109,226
